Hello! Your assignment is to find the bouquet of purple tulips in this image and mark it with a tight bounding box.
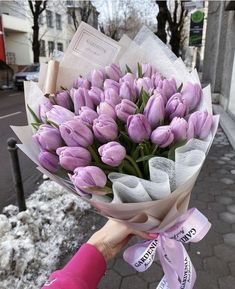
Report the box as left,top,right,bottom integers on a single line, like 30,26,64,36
12,23,219,289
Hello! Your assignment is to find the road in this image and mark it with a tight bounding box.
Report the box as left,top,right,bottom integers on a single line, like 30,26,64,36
0,90,42,212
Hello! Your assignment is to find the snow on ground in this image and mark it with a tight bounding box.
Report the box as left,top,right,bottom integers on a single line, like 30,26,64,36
0,181,103,289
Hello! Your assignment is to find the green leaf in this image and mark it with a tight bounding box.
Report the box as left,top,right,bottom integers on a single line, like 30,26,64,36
137,62,143,78
27,104,41,124
177,82,183,93
168,139,187,161
84,186,112,195
136,154,154,163
47,120,59,128
126,64,132,73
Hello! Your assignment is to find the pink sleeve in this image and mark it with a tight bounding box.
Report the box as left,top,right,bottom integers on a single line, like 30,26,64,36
41,243,107,289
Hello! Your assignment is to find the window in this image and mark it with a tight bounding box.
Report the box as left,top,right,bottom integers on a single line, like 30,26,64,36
56,13,62,30
48,41,55,55
67,12,72,24
40,40,46,57
57,42,63,52
46,10,53,28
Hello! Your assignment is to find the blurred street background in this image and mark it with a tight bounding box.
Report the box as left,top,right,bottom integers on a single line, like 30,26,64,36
0,1,235,289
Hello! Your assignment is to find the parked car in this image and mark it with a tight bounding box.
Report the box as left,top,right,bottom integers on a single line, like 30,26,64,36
13,64,40,89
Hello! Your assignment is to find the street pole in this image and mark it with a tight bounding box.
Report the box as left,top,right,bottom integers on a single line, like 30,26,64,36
7,138,27,211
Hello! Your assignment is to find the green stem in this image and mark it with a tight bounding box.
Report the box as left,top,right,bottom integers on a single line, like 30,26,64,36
152,145,158,155
125,155,143,178
88,145,100,163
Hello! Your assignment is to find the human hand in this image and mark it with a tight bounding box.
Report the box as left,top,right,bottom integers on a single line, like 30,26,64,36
87,219,153,262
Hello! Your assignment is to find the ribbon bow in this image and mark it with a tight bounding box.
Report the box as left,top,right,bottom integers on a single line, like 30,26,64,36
123,208,211,289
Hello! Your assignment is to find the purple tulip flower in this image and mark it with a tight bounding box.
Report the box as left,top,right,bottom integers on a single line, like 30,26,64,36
144,94,165,129
56,146,91,171
127,114,151,143
78,106,98,126
74,87,94,115
46,105,74,126
105,63,122,81
103,79,120,93
60,119,93,147
38,151,59,173
104,88,122,106
151,125,174,148
115,99,137,123
39,100,53,123
91,69,105,89
151,73,163,88
97,102,116,119
181,82,202,111
166,93,188,120
119,81,137,102
120,73,136,86
73,77,91,89
88,87,104,106
141,63,156,78
187,111,213,140
55,91,71,110
135,77,153,94
33,124,62,151
170,117,188,141
98,141,126,167
70,166,107,189
93,114,118,143
156,78,177,101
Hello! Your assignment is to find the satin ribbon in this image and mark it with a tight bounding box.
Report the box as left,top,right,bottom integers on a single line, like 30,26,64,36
123,208,211,289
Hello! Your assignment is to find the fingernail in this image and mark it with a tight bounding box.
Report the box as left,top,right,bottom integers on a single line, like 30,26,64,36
148,233,159,239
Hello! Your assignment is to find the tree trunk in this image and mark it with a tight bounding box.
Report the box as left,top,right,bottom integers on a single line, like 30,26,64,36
32,17,40,63
169,26,181,57
155,1,168,43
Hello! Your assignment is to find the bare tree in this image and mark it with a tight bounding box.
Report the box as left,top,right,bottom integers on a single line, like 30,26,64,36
155,0,188,57
28,0,47,63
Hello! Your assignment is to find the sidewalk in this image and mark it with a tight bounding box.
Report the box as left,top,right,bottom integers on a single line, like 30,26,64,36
98,126,235,289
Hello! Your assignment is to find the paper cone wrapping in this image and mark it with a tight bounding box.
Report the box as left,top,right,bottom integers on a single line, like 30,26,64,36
12,22,219,233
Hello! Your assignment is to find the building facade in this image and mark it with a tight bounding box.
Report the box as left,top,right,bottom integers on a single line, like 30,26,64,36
202,1,235,117
0,0,99,70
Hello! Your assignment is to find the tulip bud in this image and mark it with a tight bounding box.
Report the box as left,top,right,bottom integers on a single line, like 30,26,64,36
39,100,53,123
93,115,118,143
56,146,91,171
104,88,122,106
119,81,137,102
105,63,122,81
166,93,187,120
115,99,137,123
135,77,153,94
78,106,98,126
88,87,104,106
73,77,91,89
60,119,93,147
98,141,126,167
141,63,156,78
144,94,165,129
38,151,59,173
127,114,151,143
156,78,177,101
170,117,188,141
33,124,62,151
46,105,74,126
120,73,136,86
70,166,107,189
187,111,213,140
74,87,94,115
91,69,105,89
97,102,116,119
181,82,202,111
151,73,163,88
151,125,174,148
103,79,120,93
55,91,71,110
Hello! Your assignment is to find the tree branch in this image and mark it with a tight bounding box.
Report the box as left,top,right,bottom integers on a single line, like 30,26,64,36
39,0,47,14
28,0,35,15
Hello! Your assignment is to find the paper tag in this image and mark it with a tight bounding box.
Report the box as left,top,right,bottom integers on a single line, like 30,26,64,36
71,22,121,66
